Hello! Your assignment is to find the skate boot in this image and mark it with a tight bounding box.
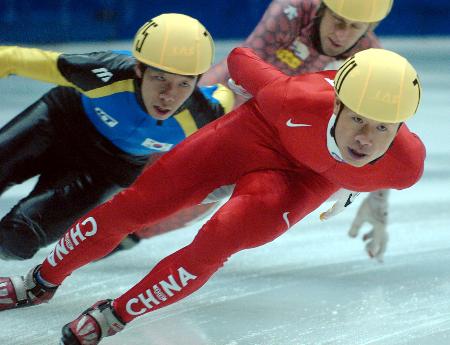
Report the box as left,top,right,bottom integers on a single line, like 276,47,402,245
60,299,126,345
0,265,58,311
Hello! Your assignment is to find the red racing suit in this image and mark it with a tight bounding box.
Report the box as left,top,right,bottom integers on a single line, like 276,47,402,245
40,48,425,323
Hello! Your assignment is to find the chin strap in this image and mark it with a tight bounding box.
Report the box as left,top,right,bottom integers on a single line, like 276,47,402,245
326,112,346,163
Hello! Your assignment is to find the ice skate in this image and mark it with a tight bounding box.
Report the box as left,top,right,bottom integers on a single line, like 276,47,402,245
60,299,125,345
0,265,58,311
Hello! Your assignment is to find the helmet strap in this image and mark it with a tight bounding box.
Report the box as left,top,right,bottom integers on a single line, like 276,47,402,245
311,4,326,54
330,99,345,138
133,78,147,111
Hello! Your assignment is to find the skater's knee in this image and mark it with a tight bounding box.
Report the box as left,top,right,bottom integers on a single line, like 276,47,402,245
0,218,41,260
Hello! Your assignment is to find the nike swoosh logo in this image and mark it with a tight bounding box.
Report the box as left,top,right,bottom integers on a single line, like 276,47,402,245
286,119,311,127
282,212,290,229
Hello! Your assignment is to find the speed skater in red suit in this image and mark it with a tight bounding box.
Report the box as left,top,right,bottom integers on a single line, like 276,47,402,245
0,47,425,345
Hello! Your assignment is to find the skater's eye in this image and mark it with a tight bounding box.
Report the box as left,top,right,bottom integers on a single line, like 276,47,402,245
352,116,364,124
179,81,192,88
376,124,388,132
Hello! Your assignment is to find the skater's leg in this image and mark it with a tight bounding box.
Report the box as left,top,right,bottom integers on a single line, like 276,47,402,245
111,170,338,322
0,170,121,260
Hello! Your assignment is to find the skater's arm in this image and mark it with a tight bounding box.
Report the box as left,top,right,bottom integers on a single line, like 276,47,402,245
227,47,287,96
0,47,137,96
0,46,72,86
211,84,235,114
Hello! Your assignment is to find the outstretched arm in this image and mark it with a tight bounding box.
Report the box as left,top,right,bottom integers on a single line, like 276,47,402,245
0,46,72,86
227,47,286,97
0,47,137,97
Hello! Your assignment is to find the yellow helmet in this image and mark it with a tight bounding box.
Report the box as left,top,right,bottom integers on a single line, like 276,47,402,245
133,13,215,75
334,48,421,123
322,0,393,22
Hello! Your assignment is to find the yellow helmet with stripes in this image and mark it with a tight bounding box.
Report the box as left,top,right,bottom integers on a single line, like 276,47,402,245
323,0,393,22
334,48,421,123
133,13,215,75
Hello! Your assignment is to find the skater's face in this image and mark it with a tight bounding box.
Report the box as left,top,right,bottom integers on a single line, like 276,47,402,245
319,8,370,57
136,65,198,120
333,99,399,167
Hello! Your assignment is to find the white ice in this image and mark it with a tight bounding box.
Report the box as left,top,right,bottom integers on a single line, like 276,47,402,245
1,38,450,345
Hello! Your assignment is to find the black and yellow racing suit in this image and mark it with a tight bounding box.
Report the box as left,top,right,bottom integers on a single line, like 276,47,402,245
0,46,233,259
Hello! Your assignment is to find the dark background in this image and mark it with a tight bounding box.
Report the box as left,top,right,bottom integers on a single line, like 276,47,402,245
1,0,449,44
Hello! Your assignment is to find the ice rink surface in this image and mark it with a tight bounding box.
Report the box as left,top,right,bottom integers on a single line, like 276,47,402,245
1,38,450,345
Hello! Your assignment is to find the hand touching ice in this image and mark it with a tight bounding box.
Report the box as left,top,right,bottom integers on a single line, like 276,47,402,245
348,190,389,262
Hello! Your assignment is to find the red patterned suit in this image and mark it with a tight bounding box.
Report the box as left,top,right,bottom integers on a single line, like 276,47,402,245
201,0,380,106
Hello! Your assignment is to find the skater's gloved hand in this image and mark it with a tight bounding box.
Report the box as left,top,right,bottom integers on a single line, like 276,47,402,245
227,78,252,99
348,190,389,262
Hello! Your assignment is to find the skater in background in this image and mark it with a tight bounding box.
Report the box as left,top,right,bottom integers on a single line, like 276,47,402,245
0,13,233,260
0,47,424,345
201,0,395,261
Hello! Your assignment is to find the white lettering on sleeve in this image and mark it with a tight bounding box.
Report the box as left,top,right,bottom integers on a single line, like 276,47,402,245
125,298,146,316
178,267,197,287
83,217,97,237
